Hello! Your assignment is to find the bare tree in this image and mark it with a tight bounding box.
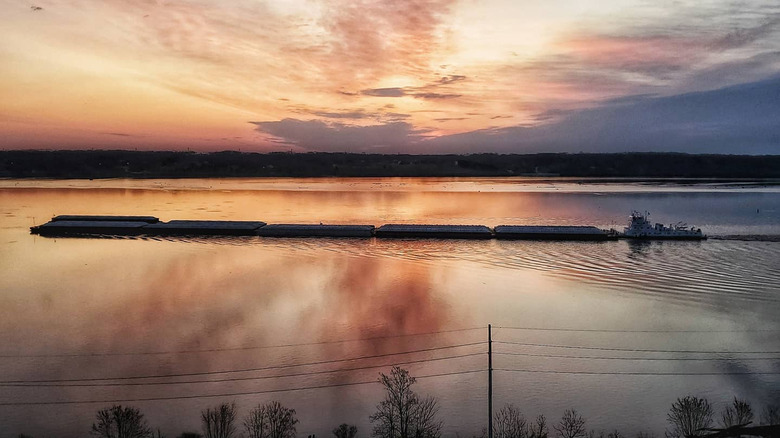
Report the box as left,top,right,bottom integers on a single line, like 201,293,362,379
529,416,548,438
91,405,153,438
370,366,442,438
333,424,358,438
244,401,299,438
666,396,713,438
554,410,586,438
371,366,417,438
494,404,528,438
721,398,754,429
414,396,442,438
761,405,780,425
202,402,237,438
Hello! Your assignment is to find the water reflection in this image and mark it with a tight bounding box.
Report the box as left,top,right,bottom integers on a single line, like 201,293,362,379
0,180,779,438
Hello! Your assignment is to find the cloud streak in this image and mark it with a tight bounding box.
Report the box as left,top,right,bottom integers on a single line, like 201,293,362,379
255,75,780,154
317,0,458,86
428,75,780,154
250,119,425,152
2,0,780,152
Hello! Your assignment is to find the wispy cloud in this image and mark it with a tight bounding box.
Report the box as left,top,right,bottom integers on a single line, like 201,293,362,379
361,88,407,98
317,0,458,86
710,15,780,50
254,76,780,154
309,110,370,120
250,119,426,152
413,92,461,100
3,0,780,152
426,75,780,154
359,75,466,100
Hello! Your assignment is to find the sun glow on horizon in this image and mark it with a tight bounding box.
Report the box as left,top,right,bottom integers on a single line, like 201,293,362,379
1,0,778,153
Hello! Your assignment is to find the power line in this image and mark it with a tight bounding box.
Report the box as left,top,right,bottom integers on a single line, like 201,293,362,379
0,369,486,406
2,352,483,387
494,341,780,354
0,341,485,384
495,326,780,333
496,368,780,376
0,327,484,358
494,352,780,361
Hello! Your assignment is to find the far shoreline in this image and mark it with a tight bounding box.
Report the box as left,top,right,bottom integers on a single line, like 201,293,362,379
2,150,780,179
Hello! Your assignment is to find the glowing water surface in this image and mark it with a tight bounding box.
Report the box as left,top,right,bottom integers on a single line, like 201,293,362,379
0,178,778,438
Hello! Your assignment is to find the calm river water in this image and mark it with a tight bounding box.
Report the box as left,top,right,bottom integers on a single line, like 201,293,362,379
0,178,778,438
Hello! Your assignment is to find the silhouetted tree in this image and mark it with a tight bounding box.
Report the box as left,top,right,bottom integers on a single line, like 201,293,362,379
202,402,237,438
413,396,442,438
244,401,299,438
177,434,203,438
529,416,548,438
554,410,586,438
333,424,358,438
494,404,528,438
666,396,713,438
370,366,442,438
720,398,754,429
761,405,780,425
91,405,153,438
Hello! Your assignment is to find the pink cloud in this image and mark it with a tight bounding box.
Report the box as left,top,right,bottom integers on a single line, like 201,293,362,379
316,0,458,87
559,35,707,77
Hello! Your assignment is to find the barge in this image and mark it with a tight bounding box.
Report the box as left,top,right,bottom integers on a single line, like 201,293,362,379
30,213,706,240
374,224,493,239
494,225,615,240
32,220,152,237
257,224,375,238
142,220,267,236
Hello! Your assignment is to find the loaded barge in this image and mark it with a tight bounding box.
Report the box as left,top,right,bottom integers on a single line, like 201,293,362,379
30,213,705,240
494,225,612,241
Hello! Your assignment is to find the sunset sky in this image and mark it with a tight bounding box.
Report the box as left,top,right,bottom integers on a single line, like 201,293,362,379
1,0,779,153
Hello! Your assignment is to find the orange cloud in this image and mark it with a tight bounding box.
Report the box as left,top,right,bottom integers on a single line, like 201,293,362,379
317,0,458,88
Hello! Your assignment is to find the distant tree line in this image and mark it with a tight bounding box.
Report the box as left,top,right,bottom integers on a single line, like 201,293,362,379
13,367,780,438
2,150,780,178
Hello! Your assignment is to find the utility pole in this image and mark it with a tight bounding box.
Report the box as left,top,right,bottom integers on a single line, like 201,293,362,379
488,323,493,438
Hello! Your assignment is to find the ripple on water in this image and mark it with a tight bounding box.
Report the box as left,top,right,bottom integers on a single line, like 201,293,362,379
319,238,780,308
126,234,780,309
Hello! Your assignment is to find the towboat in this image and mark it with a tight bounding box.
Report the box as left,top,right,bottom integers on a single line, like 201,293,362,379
623,211,705,240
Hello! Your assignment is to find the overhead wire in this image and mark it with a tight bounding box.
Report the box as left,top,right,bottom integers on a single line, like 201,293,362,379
0,327,484,358
495,326,780,333
0,369,486,406
496,368,780,376
1,352,484,387
0,341,486,384
494,341,780,354
493,351,780,361
5,324,778,407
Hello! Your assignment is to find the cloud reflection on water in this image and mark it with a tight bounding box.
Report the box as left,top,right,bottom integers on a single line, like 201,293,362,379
0,181,779,438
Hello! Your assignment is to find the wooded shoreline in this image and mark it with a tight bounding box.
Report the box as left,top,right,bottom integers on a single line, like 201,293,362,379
2,150,780,179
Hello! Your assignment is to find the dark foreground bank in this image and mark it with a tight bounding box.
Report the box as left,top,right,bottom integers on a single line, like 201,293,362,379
2,150,780,178
9,366,780,438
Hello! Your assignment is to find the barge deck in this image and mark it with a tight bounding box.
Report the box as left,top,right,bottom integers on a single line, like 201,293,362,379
29,215,704,240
